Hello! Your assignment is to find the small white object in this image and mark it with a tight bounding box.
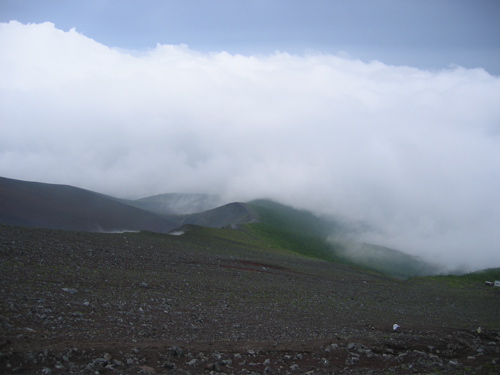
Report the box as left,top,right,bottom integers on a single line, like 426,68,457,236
393,324,400,331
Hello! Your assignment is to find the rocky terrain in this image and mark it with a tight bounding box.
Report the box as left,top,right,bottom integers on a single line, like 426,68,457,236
1,224,500,374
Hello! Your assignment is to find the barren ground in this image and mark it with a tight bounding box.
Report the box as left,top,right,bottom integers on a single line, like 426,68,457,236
1,225,499,374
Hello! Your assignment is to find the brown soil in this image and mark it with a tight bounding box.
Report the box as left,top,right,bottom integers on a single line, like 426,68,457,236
1,225,499,374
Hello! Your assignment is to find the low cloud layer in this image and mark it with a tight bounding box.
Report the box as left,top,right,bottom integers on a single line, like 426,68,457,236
1,21,500,271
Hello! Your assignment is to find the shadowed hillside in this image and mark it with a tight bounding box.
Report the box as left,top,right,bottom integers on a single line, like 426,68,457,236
181,202,258,228
0,177,180,233
0,177,258,234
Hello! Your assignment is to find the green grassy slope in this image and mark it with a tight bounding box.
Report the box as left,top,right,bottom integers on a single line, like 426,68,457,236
246,199,343,262
246,199,441,279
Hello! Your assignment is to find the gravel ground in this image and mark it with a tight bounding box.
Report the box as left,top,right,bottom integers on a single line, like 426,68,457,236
1,224,499,374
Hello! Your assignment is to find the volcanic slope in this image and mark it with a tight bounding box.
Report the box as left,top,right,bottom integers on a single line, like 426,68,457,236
0,176,179,233
1,224,499,374
0,177,256,234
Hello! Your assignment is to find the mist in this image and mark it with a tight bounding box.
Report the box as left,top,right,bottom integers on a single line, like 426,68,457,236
1,21,499,271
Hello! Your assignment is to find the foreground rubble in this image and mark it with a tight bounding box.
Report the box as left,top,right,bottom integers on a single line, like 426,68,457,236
1,225,499,374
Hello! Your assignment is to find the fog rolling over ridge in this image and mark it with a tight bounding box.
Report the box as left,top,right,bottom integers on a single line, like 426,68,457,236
128,193,228,215
1,22,500,272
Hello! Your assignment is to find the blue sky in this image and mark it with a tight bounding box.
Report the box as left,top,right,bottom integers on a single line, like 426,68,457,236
1,0,499,74
1,1,500,270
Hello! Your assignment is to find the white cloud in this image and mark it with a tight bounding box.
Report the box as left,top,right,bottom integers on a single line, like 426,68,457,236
1,21,500,271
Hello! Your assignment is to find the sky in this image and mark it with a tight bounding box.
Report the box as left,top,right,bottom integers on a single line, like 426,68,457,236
1,0,500,271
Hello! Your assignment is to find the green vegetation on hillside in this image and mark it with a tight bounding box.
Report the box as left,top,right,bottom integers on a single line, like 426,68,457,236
246,199,442,279
247,200,343,262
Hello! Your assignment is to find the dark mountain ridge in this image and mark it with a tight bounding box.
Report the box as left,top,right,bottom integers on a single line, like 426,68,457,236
0,176,443,278
0,177,254,234
0,176,179,233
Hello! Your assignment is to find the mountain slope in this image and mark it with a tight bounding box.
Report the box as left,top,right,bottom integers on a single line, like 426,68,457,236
247,199,441,278
181,202,258,228
0,176,258,233
0,177,180,233
2,224,499,374
1,176,442,278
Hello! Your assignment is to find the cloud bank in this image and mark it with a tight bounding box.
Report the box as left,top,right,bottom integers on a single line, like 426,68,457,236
1,21,500,271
